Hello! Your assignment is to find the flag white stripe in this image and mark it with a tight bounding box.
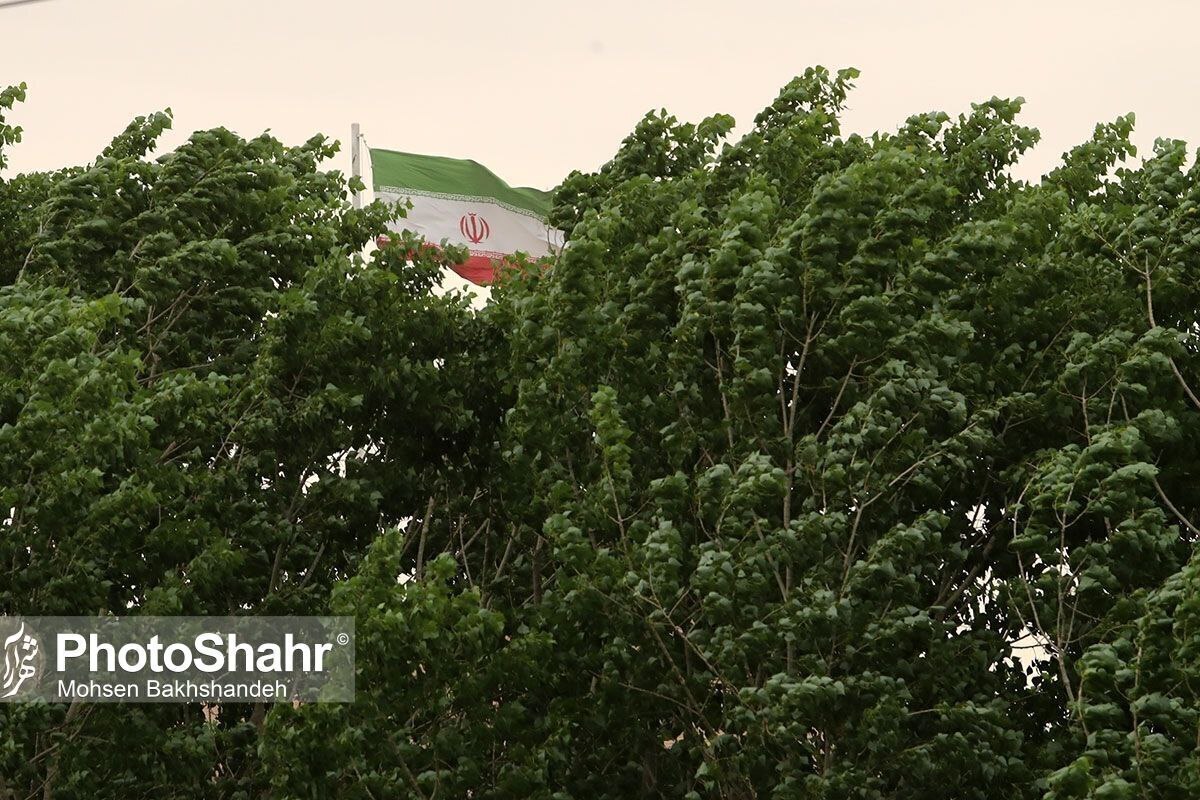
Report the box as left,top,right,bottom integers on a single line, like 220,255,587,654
377,191,563,258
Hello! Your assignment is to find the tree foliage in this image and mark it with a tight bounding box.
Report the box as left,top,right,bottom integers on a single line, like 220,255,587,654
4,68,1200,799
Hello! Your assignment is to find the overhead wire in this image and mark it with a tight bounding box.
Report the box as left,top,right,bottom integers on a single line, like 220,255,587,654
0,0,60,10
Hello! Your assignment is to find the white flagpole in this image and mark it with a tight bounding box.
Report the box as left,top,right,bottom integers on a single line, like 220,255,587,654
350,122,362,209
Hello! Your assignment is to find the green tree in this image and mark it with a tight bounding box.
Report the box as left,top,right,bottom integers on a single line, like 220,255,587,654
5,68,1200,799
0,90,494,796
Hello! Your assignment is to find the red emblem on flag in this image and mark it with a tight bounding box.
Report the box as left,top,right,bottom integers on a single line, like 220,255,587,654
459,212,490,244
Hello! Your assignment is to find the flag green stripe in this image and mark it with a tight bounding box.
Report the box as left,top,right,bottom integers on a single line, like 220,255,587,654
369,148,553,218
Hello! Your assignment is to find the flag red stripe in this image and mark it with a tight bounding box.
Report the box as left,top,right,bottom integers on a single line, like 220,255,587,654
375,234,502,286
449,254,499,286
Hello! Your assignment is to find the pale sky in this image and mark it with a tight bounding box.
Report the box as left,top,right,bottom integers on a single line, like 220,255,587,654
3,0,1199,211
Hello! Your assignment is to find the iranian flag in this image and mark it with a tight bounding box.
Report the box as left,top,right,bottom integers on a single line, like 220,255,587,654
370,148,564,285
